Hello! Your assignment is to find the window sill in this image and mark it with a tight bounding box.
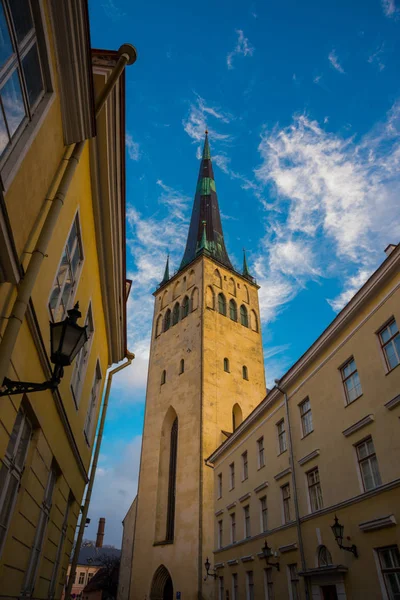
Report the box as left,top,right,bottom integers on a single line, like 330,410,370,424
257,464,265,471
385,362,400,376
153,539,174,546
344,393,363,407
301,430,314,440
229,487,235,492
277,449,287,456
242,477,248,482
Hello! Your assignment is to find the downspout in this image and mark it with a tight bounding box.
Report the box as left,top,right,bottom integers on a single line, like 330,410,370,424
65,352,134,600
275,380,310,600
0,43,137,387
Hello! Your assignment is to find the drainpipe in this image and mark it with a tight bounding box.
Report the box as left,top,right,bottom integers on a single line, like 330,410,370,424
275,379,310,600
65,352,134,600
0,44,137,388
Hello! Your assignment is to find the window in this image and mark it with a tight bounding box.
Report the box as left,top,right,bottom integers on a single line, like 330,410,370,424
260,496,268,533
244,505,250,538
229,299,237,321
0,0,48,162
277,420,287,454
264,568,274,600
288,564,300,600
232,573,238,600
229,463,235,490
161,369,166,385
232,404,243,431
341,358,362,404
71,304,94,407
218,519,223,548
22,466,57,595
49,215,83,322
356,437,382,491
299,397,313,436
78,572,85,585
218,293,226,316
88,573,93,582
242,451,248,480
84,361,102,446
224,357,230,372
242,365,248,380
172,302,180,325
164,308,171,331
231,512,236,544
318,545,332,567
240,304,248,327
282,484,291,523
219,576,224,600
179,359,184,374
181,296,189,318
379,319,400,371
217,473,222,498
257,437,265,468
0,408,32,557
377,546,400,600
48,495,71,598
246,571,254,600
307,467,323,512
166,417,178,541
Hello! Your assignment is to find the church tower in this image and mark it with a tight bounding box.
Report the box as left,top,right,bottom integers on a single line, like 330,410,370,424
130,134,266,600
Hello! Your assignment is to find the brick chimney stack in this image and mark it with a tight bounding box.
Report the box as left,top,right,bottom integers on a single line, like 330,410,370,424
96,518,105,548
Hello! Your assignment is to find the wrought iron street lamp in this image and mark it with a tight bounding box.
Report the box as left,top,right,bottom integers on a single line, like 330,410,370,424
204,557,217,580
331,515,358,558
0,303,88,397
261,540,280,571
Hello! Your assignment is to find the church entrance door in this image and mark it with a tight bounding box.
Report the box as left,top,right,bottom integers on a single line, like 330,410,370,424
150,565,173,600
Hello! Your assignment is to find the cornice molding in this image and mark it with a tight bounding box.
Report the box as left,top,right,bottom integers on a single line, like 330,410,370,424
226,501,236,510
254,481,269,493
274,467,292,481
215,509,224,517
241,555,255,563
359,514,397,532
298,449,320,466
227,559,238,566
279,542,298,553
239,492,252,503
385,394,400,410
342,414,374,437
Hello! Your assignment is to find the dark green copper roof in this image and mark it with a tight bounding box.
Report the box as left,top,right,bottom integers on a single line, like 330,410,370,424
160,255,170,285
179,132,233,271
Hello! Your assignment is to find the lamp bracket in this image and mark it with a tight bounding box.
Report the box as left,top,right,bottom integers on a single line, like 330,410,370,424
338,543,358,558
0,366,63,397
265,558,280,571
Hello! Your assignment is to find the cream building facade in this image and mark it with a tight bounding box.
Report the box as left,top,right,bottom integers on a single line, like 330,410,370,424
207,243,400,600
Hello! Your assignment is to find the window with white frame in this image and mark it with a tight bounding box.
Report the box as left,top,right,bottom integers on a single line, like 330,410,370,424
246,570,254,600
70,303,94,407
48,494,71,598
229,462,235,490
257,436,265,468
84,361,102,446
299,397,313,436
341,358,362,404
288,564,300,600
244,505,250,538
307,467,323,512
377,545,400,600
356,437,382,491
0,0,50,165
22,465,57,595
242,451,248,480
379,319,400,371
277,419,287,454
78,572,85,585
218,519,223,549
0,408,32,558
282,484,291,523
217,472,222,498
264,568,274,600
260,496,268,533
232,573,238,600
231,512,236,544
49,214,84,322
218,576,224,600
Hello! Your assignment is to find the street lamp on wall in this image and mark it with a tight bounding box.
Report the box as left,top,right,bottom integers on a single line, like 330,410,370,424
204,557,217,580
261,540,280,571
0,303,88,397
331,515,358,558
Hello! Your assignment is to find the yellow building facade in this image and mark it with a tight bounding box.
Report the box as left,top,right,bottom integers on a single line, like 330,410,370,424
0,2,134,598
208,243,400,600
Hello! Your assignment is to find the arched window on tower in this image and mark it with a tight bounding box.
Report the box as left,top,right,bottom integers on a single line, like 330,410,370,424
240,305,248,327
223,358,230,373
164,309,171,332
181,296,189,319
166,417,178,541
218,293,226,316
155,314,163,337
318,545,333,567
179,359,184,374
172,303,180,326
232,403,243,431
206,286,215,309
228,277,236,296
214,269,222,288
161,370,166,385
242,365,248,380
250,309,259,333
191,287,199,311
229,299,237,321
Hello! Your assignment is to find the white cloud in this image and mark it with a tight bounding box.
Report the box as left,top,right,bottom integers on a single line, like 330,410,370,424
126,133,140,161
313,74,322,85
227,30,255,70
101,0,126,21
368,44,385,71
327,268,372,312
328,50,345,73
183,94,232,144
264,344,292,390
382,0,399,17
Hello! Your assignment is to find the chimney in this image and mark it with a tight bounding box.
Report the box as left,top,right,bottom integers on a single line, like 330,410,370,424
384,244,397,257
96,518,105,548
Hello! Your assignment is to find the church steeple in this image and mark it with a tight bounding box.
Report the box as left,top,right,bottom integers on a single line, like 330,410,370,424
179,132,233,271
160,254,170,286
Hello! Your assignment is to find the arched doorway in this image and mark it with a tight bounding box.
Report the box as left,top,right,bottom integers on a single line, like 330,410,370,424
150,565,173,600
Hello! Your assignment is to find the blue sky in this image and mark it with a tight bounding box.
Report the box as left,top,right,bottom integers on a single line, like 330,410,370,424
86,0,400,546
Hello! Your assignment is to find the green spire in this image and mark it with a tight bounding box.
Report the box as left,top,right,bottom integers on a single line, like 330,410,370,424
202,129,211,159
196,220,209,255
242,249,252,279
160,254,170,286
